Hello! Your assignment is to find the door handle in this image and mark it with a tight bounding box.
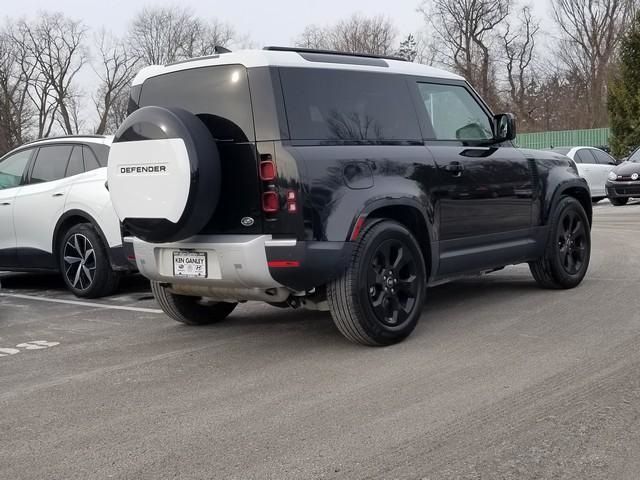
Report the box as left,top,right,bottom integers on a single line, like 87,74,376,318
0,202,10,206
445,162,464,177
52,193,64,197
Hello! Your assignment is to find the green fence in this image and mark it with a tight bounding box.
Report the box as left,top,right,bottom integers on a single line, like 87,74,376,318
516,128,611,150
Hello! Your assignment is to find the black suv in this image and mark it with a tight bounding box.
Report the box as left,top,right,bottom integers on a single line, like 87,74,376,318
107,47,592,346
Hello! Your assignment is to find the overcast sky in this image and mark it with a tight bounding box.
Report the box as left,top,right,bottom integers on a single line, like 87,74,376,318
2,0,552,131
3,0,430,45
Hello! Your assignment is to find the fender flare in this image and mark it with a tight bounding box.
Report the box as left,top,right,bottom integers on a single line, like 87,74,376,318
52,209,113,259
545,178,592,226
346,196,438,279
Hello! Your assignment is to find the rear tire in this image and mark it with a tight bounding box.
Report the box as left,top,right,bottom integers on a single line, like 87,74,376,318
151,281,237,325
529,196,590,289
609,197,629,206
327,220,427,346
59,223,120,298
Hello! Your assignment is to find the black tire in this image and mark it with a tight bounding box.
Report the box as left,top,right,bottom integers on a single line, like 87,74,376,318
609,197,629,206
327,220,427,346
59,223,120,298
151,281,237,325
529,196,591,289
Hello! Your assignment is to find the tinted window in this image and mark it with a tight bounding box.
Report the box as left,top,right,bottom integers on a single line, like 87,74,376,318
0,149,32,190
592,149,615,165
82,146,101,172
65,146,84,177
575,149,597,164
30,145,73,184
139,65,254,142
417,83,493,141
280,68,421,142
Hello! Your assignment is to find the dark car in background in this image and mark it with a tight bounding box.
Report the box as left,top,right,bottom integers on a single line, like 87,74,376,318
606,147,640,206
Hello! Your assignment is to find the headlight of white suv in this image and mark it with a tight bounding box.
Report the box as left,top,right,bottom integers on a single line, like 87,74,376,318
608,171,618,181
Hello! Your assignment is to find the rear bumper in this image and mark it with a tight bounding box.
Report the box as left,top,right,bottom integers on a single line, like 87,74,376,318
132,235,352,292
606,181,640,198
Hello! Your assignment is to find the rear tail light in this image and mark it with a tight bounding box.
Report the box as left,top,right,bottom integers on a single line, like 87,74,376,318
260,159,277,182
262,191,279,213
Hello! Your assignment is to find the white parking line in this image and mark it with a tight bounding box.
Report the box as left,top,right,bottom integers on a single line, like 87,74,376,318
0,293,163,314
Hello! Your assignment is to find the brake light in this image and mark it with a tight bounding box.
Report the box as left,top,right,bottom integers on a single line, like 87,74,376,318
262,191,279,213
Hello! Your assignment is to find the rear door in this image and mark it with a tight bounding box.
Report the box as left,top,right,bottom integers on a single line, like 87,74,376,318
13,144,75,268
136,65,263,235
574,149,600,197
412,81,533,276
590,148,617,196
0,148,34,268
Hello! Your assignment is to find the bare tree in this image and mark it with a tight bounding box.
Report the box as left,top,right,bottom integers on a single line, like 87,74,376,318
93,31,137,134
128,6,235,66
0,25,34,154
295,14,397,56
552,0,635,127
501,6,541,130
420,0,511,105
13,13,88,136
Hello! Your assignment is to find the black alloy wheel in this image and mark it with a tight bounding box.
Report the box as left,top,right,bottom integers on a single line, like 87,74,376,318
367,239,420,327
327,219,427,346
556,209,588,276
529,196,591,289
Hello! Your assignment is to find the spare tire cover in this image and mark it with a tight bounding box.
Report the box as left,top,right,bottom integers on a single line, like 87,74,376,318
107,106,220,243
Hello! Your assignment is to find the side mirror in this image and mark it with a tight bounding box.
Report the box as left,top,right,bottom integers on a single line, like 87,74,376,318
494,113,517,142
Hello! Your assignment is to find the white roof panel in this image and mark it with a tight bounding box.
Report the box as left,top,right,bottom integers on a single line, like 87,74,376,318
131,49,464,86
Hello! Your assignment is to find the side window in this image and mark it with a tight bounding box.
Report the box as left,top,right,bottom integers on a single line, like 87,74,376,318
0,149,32,190
279,68,422,142
30,145,73,184
65,146,85,177
82,146,101,172
592,149,615,165
417,83,493,141
575,149,597,164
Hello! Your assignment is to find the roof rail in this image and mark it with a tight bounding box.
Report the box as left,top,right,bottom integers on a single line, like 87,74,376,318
20,134,106,147
263,46,407,62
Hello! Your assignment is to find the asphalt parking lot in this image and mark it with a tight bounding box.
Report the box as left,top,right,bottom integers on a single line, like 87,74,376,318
2,200,640,480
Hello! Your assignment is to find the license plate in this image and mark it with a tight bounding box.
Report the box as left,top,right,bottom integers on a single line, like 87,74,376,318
173,251,207,278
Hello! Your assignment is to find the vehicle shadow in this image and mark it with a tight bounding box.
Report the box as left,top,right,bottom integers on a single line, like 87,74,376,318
0,272,152,296
187,271,543,345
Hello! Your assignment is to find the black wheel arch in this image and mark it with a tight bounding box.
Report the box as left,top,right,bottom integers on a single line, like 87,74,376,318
348,197,436,280
545,180,593,228
53,210,123,270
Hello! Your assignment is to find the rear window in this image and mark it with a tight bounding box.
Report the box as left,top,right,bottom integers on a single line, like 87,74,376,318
139,65,254,142
280,68,421,143
30,145,73,183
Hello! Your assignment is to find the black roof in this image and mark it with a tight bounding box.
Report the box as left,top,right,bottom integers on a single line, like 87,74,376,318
263,46,407,62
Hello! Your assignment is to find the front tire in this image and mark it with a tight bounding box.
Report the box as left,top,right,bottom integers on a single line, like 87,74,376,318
529,196,591,289
151,281,237,325
327,220,427,346
609,197,629,206
59,223,120,298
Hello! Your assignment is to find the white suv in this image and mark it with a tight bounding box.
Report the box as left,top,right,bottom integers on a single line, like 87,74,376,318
0,136,135,297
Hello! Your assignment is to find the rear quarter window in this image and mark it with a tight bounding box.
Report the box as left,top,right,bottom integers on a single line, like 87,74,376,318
279,68,421,143
139,65,255,143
